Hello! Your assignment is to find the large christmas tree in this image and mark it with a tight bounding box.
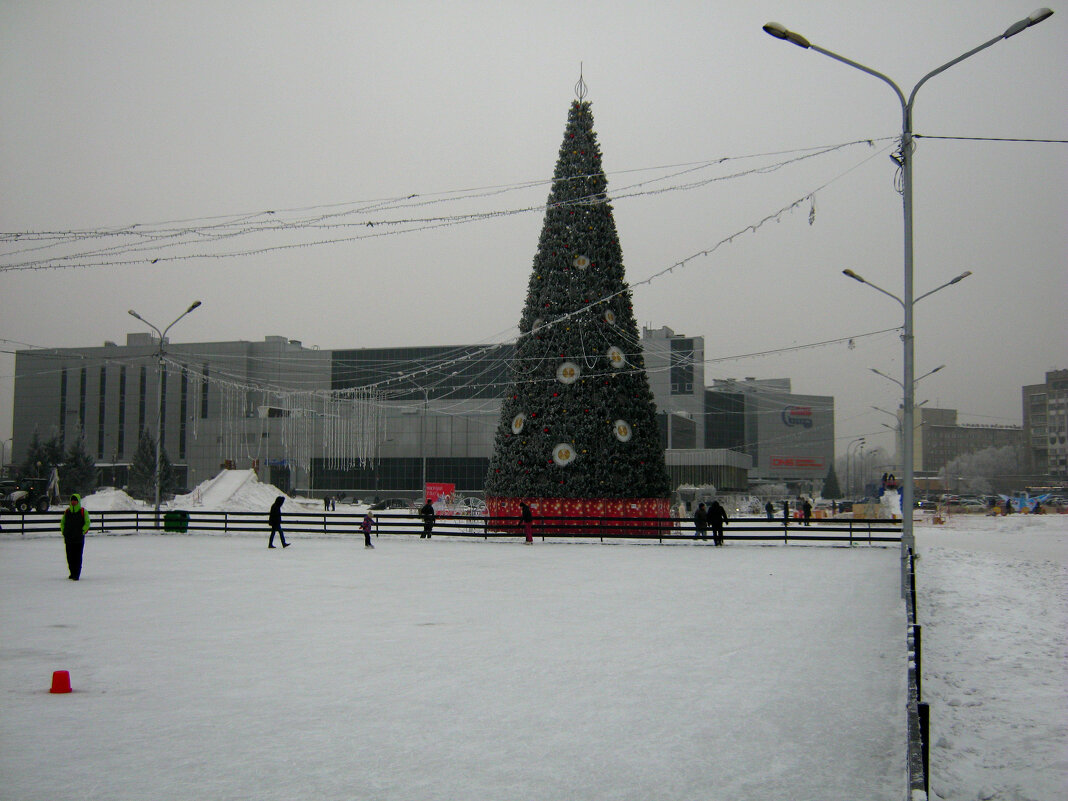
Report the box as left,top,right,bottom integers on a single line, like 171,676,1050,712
485,98,670,526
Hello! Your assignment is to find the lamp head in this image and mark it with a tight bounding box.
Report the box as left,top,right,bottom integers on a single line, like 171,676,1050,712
842,269,866,283
1004,7,1053,37
949,270,972,285
762,22,811,48
187,300,202,312
128,309,142,320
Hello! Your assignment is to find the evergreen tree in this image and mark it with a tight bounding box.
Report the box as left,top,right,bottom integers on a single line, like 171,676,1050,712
128,429,157,502
61,434,98,498
18,428,63,480
823,465,842,500
129,428,179,502
158,442,178,499
485,99,670,500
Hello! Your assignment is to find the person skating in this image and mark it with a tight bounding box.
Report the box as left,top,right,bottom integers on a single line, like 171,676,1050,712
61,494,91,580
361,512,375,548
693,502,708,540
419,499,435,539
709,500,729,546
520,501,534,545
802,499,813,526
268,496,289,548
765,500,775,521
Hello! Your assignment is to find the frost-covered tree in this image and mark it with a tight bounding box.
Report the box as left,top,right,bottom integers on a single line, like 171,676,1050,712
942,445,1025,495
485,99,669,504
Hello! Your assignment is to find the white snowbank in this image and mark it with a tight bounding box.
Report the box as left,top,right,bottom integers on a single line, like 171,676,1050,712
76,487,143,512
78,469,300,514
171,468,298,512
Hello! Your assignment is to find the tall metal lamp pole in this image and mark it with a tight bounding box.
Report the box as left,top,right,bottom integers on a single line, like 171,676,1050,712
128,301,202,526
763,9,1052,549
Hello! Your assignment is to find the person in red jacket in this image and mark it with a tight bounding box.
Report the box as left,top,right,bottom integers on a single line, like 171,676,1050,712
61,494,91,580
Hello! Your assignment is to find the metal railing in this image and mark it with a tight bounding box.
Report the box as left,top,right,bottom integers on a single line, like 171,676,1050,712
1,509,902,544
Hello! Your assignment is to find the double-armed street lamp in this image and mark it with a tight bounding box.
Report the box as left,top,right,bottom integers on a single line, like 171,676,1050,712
128,301,202,525
763,8,1053,548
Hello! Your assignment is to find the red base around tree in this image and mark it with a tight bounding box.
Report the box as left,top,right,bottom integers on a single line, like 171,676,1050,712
486,497,671,537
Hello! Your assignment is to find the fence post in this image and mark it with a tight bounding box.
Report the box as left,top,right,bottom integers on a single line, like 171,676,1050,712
913,624,923,700
918,701,930,796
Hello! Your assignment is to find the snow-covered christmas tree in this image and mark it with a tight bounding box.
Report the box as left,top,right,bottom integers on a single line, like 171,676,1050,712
485,93,671,528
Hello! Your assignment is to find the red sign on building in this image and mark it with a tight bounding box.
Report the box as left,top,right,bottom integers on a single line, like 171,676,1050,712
770,456,825,470
425,482,455,502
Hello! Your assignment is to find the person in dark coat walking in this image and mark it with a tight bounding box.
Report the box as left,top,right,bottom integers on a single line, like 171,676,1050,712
419,500,435,538
765,500,775,521
693,502,708,540
782,499,790,526
268,496,289,548
61,493,91,580
802,499,813,526
520,502,534,545
708,500,729,546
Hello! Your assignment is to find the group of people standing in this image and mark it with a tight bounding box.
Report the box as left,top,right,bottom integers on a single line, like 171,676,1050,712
692,501,728,546
764,498,814,525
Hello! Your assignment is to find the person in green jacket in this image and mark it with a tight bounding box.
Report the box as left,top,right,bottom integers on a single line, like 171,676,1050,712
61,494,91,580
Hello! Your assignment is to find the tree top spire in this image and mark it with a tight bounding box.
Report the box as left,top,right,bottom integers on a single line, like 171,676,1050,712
575,63,588,102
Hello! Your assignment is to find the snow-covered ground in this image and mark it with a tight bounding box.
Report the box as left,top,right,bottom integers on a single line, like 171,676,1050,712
1,474,1064,800
915,514,1067,801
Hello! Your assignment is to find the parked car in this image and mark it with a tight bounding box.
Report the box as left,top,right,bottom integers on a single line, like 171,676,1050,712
369,498,413,511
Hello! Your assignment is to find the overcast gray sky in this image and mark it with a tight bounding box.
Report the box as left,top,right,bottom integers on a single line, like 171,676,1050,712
2,0,1065,462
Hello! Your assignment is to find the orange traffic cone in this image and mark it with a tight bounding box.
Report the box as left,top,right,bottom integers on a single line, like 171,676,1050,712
50,670,72,694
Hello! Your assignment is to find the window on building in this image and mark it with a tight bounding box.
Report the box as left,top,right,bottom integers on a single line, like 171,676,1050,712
117,366,127,459
98,366,107,458
669,339,694,396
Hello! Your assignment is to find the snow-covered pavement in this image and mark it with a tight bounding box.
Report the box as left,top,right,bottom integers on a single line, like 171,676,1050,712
2,534,904,801
915,514,1067,801
2,478,1064,800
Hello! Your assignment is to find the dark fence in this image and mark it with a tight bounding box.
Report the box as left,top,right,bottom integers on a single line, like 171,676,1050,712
1,509,901,544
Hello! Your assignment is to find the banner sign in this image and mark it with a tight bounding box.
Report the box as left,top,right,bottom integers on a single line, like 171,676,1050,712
425,482,455,503
770,456,824,470
781,406,813,428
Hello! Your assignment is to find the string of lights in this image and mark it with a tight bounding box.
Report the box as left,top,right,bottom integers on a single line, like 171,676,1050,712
0,138,887,272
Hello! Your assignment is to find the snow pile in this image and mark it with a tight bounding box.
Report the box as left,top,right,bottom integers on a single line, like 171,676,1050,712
880,489,903,519
172,469,293,513
77,487,142,512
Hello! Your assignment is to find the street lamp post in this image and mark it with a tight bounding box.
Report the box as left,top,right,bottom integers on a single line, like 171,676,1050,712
128,301,202,525
847,436,865,496
395,374,429,498
763,8,1053,549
